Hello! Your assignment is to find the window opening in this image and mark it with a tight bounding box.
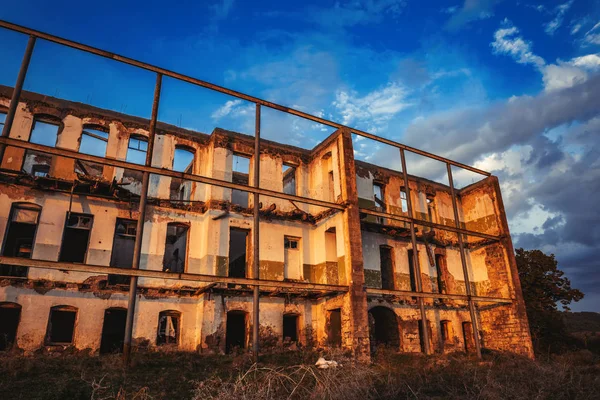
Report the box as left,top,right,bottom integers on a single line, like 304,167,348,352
229,228,248,278
108,218,137,285
23,118,58,176
1,203,41,277
126,135,148,165
232,154,250,207
435,254,445,295
157,310,181,345
328,171,335,202
407,249,417,292
462,321,475,353
284,237,301,279
46,306,77,344
163,223,188,273
379,246,394,290
441,320,452,343
400,190,408,213
58,213,93,263
283,164,296,195
75,126,108,177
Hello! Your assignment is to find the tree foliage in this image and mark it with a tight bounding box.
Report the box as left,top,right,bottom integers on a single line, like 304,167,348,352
516,248,584,353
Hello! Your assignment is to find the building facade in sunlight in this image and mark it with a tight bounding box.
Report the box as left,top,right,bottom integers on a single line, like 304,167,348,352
0,86,533,358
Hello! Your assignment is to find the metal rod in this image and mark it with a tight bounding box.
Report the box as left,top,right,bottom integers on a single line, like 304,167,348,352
365,287,512,303
399,148,430,355
0,19,490,177
446,163,483,358
0,255,350,291
0,35,35,163
0,137,344,211
252,104,261,362
123,73,162,366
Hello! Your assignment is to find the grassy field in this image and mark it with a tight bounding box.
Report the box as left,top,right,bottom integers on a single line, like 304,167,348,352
1,349,599,399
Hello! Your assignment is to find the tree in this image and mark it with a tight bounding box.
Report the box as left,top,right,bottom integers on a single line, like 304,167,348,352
516,248,584,353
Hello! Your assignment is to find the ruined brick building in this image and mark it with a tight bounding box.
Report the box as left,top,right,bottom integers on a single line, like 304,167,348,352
0,23,533,360
0,85,534,359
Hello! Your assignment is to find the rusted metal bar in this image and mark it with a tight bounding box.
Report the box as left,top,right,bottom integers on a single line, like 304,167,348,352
0,19,490,177
365,287,513,304
252,104,261,361
358,208,501,241
123,73,162,366
447,163,483,359
0,255,349,291
399,148,430,355
0,137,344,211
0,35,35,163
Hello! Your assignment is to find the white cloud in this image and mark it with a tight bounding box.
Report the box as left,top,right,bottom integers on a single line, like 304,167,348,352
544,0,574,35
571,23,582,35
583,21,600,45
491,23,546,67
211,99,243,120
332,83,412,131
445,0,498,31
543,53,600,91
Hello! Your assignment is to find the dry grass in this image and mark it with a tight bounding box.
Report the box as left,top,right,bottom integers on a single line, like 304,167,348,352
1,349,599,399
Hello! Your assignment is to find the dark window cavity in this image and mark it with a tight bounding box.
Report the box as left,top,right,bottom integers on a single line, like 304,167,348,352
407,249,417,292
228,228,248,278
379,246,394,290
46,306,77,344
59,213,93,263
226,311,247,353
157,310,181,345
1,202,41,277
108,218,137,285
163,223,188,273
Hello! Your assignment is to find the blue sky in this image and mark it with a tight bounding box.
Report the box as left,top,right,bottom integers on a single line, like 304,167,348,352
1,1,600,311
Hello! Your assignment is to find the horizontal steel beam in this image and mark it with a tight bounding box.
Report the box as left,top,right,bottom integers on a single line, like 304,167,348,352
0,137,344,211
366,287,513,304
0,19,490,177
359,208,501,241
0,256,350,292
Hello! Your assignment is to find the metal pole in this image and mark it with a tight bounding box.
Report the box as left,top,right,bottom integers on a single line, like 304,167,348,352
123,73,162,366
252,104,261,362
399,148,430,355
446,163,483,358
0,35,36,163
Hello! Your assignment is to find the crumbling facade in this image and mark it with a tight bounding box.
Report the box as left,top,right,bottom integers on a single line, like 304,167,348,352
0,85,534,358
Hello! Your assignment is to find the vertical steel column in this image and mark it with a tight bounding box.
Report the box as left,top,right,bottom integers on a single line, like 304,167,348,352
123,73,162,366
399,148,430,355
252,104,261,362
0,35,36,163
446,163,483,359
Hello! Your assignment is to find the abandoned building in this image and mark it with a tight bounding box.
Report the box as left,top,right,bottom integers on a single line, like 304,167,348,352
0,23,534,360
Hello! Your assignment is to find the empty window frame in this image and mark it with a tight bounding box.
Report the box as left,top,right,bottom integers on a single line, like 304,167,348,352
407,249,417,292
283,164,297,195
126,135,148,165
283,314,299,343
232,154,250,207
426,197,435,223
0,302,21,351
75,126,109,177
46,305,77,345
1,202,41,277
157,310,181,346
441,320,453,343
108,218,137,285
229,228,248,278
0,111,6,132
400,190,408,213
379,246,395,290
373,182,385,223
23,117,59,176
434,254,445,295
163,223,189,273
58,213,93,263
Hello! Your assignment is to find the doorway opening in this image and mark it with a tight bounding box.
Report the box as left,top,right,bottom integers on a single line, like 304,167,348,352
283,314,299,343
327,308,342,347
368,306,400,351
226,311,247,353
100,308,127,354
0,303,21,351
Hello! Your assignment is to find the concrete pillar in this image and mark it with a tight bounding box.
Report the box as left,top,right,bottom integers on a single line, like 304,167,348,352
337,129,371,361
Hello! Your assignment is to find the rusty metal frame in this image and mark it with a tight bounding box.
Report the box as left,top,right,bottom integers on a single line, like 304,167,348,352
0,20,516,362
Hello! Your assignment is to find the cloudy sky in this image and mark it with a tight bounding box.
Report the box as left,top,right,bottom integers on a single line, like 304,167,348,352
1,1,599,311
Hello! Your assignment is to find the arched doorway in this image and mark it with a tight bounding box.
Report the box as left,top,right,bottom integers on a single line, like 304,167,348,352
368,306,400,351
